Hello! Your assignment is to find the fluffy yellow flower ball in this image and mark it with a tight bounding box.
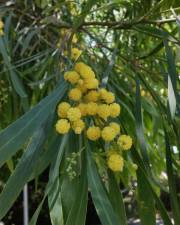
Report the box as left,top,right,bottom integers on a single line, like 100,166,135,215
109,122,120,135
77,80,88,94
104,92,115,104
67,107,81,122
64,71,80,84
86,102,98,115
68,88,82,101
77,103,87,116
74,62,95,79
72,119,85,134
109,103,121,118
84,90,99,102
107,154,124,172
84,78,99,89
98,104,110,120
117,135,132,150
57,102,71,118
87,126,101,141
99,88,108,96
55,119,70,134
101,126,116,142
71,48,82,60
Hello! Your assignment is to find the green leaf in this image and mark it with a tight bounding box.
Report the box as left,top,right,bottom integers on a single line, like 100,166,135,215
65,150,88,225
0,81,67,168
0,119,51,220
135,78,150,168
30,136,61,181
87,142,120,225
164,130,180,225
108,171,127,225
137,169,156,225
164,40,177,119
48,179,64,225
134,25,178,43
131,148,173,225
29,135,68,225
0,38,28,100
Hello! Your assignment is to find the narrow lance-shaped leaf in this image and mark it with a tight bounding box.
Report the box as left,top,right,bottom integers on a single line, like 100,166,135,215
108,171,127,225
135,78,150,168
164,130,180,225
0,117,52,220
87,142,121,225
137,168,156,225
0,81,67,168
29,135,68,225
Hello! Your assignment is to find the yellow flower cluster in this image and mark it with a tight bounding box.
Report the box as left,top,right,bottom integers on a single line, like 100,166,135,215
55,61,132,153
0,20,4,36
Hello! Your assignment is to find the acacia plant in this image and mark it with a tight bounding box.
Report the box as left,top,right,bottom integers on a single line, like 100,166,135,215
0,1,179,225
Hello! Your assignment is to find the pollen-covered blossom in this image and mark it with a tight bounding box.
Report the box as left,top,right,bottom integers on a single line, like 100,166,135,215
64,71,80,84
77,103,87,116
72,119,85,134
109,103,121,118
57,102,71,118
84,90,99,102
100,89,115,104
101,126,116,142
87,126,101,141
67,107,81,122
86,102,98,115
97,104,110,120
68,88,82,101
117,135,132,150
84,78,99,89
74,62,95,79
109,122,120,135
55,119,70,134
107,154,124,172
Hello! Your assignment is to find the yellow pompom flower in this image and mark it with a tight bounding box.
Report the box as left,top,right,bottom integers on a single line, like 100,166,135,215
84,78,99,89
87,126,101,141
107,154,124,172
86,102,98,115
55,119,70,134
99,88,108,98
109,122,120,135
101,126,116,142
67,107,81,121
84,90,99,102
104,92,115,104
77,103,87,116
64,71,80,84
109,103,121,118
57,102,71,118
117,135,132,150
99,89,115,104
71,48,82,60
72,119,85,134
77,79,87,93
68,88,82,101
74,62,95,79
98,104,110,120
